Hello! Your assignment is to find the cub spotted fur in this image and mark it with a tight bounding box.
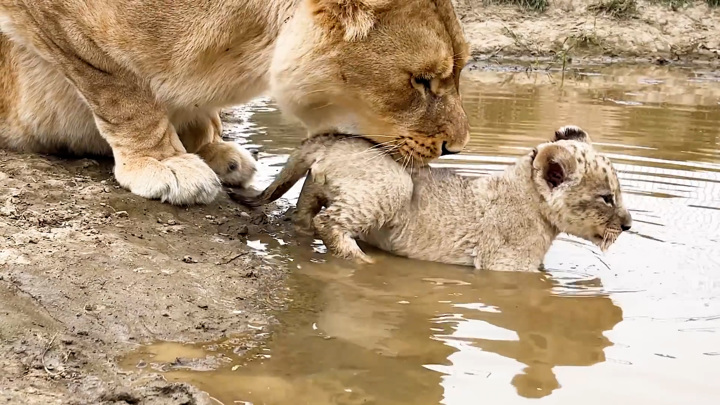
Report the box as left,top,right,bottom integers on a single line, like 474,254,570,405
232,126,632,271
0,0,469,205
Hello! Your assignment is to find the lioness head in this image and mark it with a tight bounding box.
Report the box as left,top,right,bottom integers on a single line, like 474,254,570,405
531,125,633,251
270,0,470,164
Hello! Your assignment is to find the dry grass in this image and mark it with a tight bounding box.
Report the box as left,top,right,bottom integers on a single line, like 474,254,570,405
587,0,638,19
485,0,550,12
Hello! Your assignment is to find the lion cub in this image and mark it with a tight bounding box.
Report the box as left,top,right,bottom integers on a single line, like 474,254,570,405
232,126,632,271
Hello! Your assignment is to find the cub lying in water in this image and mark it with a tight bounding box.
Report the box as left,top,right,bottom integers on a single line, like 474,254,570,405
232,126,632,271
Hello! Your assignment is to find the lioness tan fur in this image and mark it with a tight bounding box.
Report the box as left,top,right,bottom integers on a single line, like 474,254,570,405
231,126,633,271
0,0,470,205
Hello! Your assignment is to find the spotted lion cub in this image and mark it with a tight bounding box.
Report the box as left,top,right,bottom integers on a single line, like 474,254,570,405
232,126,632,271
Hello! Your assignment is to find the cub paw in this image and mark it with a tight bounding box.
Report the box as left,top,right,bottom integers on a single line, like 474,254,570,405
354,254,376,265
197,141,257,188
114,154,221,205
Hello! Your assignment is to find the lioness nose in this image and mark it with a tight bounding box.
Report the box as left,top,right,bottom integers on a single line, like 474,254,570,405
441,141,461,156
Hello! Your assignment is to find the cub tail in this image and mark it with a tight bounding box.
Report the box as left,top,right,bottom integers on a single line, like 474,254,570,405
229,133,340,208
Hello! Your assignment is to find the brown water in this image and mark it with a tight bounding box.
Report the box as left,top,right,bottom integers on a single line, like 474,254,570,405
123,65,720,404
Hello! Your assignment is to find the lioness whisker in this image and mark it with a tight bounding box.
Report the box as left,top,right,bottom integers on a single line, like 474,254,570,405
362,144,401,164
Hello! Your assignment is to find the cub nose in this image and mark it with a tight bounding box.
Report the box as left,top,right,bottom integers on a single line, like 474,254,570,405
441,141,461,156
619,208,632,232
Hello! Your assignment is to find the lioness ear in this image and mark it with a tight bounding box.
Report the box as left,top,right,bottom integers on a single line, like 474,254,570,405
553,125,591,144
534,144,577,189
310,0,384,41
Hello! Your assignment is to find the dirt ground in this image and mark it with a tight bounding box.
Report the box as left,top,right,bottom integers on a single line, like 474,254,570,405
454,0,720,64
0,151,288,404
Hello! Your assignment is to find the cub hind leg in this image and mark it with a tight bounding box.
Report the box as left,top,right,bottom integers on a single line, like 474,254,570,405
312,203,375,264
293,179,326,236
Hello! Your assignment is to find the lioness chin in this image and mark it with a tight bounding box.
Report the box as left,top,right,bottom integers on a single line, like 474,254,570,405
231,126,633,271
0,0,470,205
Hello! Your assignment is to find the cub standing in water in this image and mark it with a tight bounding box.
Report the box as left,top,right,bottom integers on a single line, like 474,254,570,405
232,126,633,271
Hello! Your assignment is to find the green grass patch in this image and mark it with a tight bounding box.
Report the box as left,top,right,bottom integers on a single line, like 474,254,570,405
587,0,638,19
485,0,550,12
706,0,720,7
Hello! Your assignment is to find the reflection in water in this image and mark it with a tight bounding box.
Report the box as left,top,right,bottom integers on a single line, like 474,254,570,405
123,65,720,404
435,272,622,400
123,253,623,404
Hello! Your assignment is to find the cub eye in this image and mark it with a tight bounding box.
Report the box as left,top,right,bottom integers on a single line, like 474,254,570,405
599,194,614,205
411,76,432,92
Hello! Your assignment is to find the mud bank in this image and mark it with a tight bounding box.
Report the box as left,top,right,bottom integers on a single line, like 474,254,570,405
454,0,720,64
0,151,288,404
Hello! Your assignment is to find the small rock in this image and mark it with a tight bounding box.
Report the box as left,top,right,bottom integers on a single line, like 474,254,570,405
80,159,99,168
237,225,249,235
156,212,177,225
182,256,197,264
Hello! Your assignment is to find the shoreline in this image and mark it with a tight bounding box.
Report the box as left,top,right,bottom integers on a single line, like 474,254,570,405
456,0,720,66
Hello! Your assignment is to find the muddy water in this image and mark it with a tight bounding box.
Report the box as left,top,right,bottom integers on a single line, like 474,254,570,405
122,65,720,404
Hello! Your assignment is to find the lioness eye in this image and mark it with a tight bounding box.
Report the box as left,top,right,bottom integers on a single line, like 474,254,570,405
600,194,614,205
411,76,432,91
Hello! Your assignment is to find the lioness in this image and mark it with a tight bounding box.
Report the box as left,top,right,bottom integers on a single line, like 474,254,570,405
0,0,470,205
231,126,633,271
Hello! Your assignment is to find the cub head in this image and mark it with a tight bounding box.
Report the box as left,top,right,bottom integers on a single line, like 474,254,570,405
270,0,470,164
531,125,632,251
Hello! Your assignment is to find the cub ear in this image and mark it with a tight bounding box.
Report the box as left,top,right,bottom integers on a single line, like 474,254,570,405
554,125,591,144
310,0,385,41
533,144,577,189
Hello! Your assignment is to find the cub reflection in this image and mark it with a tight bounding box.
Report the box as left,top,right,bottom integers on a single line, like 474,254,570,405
301,252,624,401
120,249,624,405
444,270,623,399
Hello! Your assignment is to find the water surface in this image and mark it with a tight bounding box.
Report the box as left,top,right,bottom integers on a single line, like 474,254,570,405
123,65,720,405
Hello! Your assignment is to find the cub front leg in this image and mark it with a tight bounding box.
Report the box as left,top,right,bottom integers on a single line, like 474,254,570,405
176,110,257,189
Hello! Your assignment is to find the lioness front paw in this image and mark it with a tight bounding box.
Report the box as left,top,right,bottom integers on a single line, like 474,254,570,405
114,154,221,205
196,141,257,188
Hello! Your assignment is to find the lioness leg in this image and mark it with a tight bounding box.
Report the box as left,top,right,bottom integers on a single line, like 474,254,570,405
2,22,219,205
0,34,109,156
90,83,220,205
312,205,374,264
176,109,256,188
